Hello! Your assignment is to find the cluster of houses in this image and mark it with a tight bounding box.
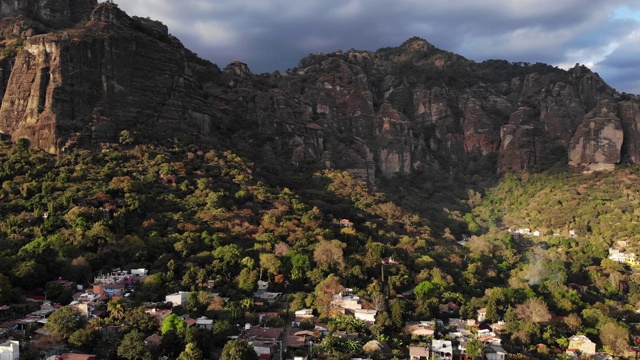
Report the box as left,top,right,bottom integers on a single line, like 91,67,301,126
331,291,377,323
608,241,639,265
405,316,506,360
0,267,611,360
509,228,577,238
0,268,148,359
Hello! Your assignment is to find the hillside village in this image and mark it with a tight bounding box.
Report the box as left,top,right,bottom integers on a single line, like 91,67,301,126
0,252,633,360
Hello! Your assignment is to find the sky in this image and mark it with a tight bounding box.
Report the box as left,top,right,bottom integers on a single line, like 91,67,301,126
111,0,640,94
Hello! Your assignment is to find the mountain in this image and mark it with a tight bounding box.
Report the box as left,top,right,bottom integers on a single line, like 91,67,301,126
0,1,639,177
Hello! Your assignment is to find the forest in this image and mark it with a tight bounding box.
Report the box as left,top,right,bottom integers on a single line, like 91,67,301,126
1,138,639,359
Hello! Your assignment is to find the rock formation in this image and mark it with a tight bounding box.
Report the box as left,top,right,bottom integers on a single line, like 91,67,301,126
0,4,638,178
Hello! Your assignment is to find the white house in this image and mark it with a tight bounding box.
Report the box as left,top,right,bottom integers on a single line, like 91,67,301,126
196,316,214,330
257,280,269,291
568,335,596,355
165,291,190,307
431,340,453,360
353,309,377,322
409,346,430,360
477,308,487,322
0,340,19,360
485,345,507,360
130,268,148,276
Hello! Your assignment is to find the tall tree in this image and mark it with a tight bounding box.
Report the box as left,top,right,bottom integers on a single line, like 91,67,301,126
313,240,346,272
177,342,204,360
117,329,153,360
600,322,630,355
45,306,86,341
220,340,259,360
516,298,551,323
161,313,187,335
108,299,126,323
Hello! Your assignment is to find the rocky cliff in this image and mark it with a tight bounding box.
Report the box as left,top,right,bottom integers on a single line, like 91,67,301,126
0,2,638,177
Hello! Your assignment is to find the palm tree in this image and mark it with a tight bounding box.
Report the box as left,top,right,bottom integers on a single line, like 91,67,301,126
108,299,126,323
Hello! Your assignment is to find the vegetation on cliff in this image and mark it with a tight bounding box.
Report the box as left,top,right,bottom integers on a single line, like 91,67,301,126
2,138,640,358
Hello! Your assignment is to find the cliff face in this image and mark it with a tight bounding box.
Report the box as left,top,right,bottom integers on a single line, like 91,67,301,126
0,3,638,177
0,2,222,152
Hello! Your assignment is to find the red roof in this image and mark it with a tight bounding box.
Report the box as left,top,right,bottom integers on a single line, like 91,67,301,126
245,326,284,340
59,354,97,360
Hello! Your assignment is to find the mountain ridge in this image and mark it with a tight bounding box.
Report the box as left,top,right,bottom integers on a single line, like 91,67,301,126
0,1,637,178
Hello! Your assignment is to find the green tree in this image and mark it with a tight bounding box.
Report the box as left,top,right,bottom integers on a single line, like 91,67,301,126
466,337,485,359
161,313,187,335
45,306,86,341
69,328,101,353
117,329,153,360
123,307,158,334
177,342,204,360
414,280,441,300
12,260,47,289
0,274,14,304
236,268,258,292
108,299,126,323
212,319,238,346
290,252,311,281
599,322,630,355
220,340,259,360
259,253,282,277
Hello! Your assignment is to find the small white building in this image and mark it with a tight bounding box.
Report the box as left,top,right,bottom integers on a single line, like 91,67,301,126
353,309,377,322
0,340,19,360
257,280,269,291
195,316,214,330
130,268,148,276
485,345,507,360
477,308,487,322
165,291,190,307
431,339,453,360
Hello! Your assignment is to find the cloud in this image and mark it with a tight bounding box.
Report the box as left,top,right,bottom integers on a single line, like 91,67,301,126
594,31,640,94
111,0,640,94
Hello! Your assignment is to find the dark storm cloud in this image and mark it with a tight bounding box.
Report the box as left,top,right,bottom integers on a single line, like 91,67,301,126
112,0,640,94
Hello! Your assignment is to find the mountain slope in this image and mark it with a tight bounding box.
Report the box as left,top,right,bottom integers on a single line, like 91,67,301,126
0,2,638,178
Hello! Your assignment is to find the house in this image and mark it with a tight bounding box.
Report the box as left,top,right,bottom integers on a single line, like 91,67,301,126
0,340,18,360
145,308,172,324
405,321,436,337
477,308,487,322
567,335,596,355
485,345,507,360
409,346,430,360
332,294,362,311
165,291,190,307
477,329,502,345
72,291,101,303
431,339,453,360
244,326,284,342
145,334,162,347
257,280,269,291
339,219,354,227
46,354,97,360
440,302,460,315
184,317,197,328
294,309,314,319
608,248,638,265
251,340,277,359
71,303,91,319
353,309,377,323
130,268,148,277
196,316,214,330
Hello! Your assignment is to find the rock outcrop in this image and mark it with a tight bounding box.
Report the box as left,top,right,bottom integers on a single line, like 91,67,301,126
568,101,624,173
0,5,638,178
